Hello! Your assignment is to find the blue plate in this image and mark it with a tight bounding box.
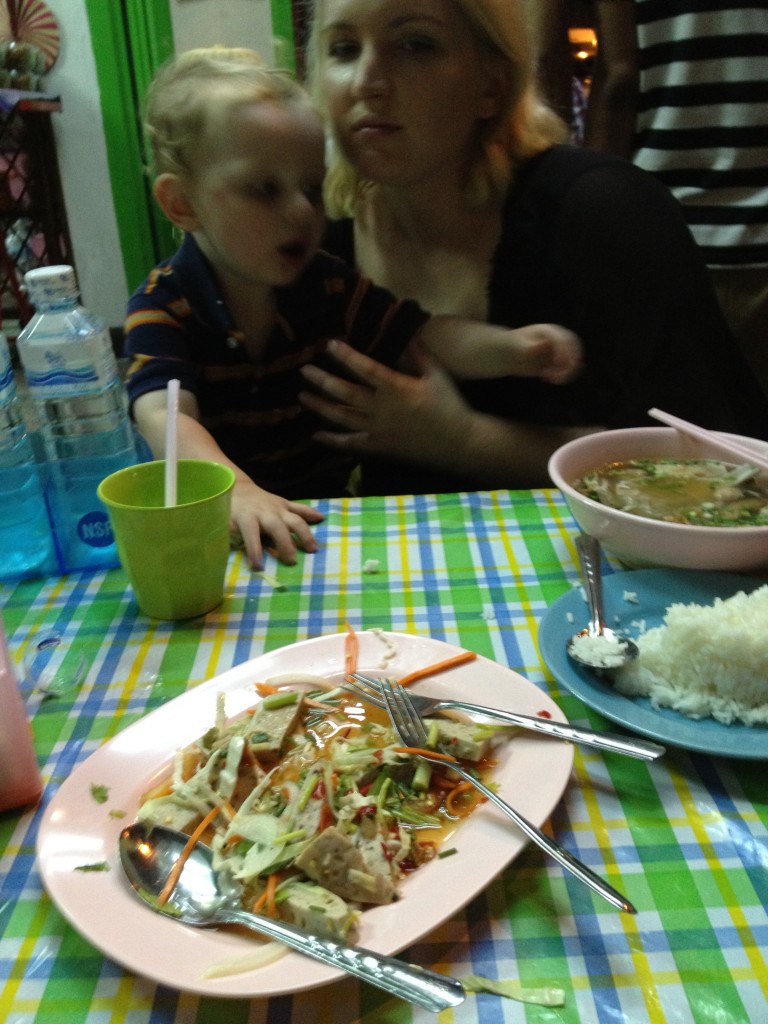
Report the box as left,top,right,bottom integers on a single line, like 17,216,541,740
537,569,768,759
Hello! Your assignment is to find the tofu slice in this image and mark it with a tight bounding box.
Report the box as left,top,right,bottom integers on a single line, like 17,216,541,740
246,696,305,758
136,796,200,833
294,825,396,904
432,719,493,762
279,881,358,940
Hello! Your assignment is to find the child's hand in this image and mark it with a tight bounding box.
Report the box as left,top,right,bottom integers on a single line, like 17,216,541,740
512,324,583,385
229,477,324,568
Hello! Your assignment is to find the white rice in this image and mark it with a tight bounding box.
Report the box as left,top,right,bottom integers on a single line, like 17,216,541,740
612,585,768,726
570,632,630,669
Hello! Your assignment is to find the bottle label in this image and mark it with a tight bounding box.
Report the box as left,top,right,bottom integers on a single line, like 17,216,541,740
77,510,114,548
19,330,119,397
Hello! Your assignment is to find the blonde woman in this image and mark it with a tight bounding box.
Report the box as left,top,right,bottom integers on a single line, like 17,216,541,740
301,0,768,496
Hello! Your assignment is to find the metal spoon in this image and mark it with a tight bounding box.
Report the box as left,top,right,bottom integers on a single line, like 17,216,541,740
118,822,465,1012
566,534,639,670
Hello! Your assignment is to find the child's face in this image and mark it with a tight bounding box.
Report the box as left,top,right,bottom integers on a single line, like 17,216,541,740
184,98,327,293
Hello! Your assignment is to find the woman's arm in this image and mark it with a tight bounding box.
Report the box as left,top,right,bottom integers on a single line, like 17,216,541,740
133,389,323,568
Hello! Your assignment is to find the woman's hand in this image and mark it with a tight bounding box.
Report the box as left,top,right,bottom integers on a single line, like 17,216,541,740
300,339,605,486
229,476,324,569
299,339,473,466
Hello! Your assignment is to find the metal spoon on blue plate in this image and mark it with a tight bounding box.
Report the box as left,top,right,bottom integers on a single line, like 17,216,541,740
566,534,640,670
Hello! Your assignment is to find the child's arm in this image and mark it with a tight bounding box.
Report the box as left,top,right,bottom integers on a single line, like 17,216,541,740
417,317,583,385
132,389,323,568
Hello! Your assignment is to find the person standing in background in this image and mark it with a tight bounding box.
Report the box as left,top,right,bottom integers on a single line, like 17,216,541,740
547,1,768,398
526,0,597,143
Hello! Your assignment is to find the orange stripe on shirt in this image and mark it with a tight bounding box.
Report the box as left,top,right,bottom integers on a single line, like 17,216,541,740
145,263,174,293
341,276,405,355
125,352,187,379
124,308,186,332
344,275,369,335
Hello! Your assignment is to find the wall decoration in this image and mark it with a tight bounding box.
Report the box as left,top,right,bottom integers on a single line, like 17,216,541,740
0,0,60,74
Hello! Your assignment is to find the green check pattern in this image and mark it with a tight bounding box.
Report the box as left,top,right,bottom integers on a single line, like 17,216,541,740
1,490,766,1023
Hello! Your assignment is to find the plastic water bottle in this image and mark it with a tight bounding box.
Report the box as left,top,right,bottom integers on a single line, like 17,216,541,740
0,332,58,580
16,265,138,572
0,612,43,812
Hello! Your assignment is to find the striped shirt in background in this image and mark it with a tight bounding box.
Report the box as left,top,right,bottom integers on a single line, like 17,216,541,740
632,1,768,268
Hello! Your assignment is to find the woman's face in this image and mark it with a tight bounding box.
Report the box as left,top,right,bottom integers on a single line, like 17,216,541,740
316,0,501,188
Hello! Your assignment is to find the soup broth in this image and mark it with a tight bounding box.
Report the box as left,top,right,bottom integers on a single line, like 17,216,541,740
574,458,768,526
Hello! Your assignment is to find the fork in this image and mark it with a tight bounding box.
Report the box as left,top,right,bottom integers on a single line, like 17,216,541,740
348,673,665,761
375,677,637,915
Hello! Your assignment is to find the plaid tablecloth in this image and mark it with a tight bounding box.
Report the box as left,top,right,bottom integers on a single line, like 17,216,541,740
1,490,766,1024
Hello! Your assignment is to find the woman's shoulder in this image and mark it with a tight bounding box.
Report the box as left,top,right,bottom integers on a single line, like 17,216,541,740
513,144,642,199
507,144,682,236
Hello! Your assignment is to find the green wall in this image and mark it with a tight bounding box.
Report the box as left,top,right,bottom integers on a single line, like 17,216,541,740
86,0,298,295
85,0,175,293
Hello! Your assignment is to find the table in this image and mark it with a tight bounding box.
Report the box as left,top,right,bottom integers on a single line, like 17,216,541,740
1,489,766,1024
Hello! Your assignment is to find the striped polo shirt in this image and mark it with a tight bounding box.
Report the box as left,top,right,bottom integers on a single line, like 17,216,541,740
632,1,768,268
124,234,429,499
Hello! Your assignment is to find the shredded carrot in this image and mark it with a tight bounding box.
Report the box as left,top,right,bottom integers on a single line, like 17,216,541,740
397,650,477,688
266,872,278,917
344,621,358,679
431,773,460,791
255,682,280,696
393,746,458,763
251,888,269,913
252,872,279,916
157,804,221,906
445,781,480,817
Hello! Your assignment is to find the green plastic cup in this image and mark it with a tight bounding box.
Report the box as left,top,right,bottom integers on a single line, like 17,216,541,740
97,460,235,620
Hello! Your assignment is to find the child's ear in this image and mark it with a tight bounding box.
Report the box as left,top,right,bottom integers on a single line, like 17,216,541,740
154,173,199,230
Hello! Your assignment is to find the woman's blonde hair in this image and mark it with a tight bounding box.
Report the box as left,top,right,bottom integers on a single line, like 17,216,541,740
305,0,567,216
144,46,311,178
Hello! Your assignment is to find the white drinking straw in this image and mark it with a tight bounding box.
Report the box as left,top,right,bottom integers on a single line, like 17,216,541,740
164,379,180,506
648,407,768,474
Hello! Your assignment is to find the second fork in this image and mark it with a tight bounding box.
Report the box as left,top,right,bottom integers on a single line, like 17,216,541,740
375,677,637,916
346,672,665,761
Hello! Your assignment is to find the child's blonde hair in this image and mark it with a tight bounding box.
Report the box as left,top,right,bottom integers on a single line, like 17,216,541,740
305,0,567,216
145,46,313,178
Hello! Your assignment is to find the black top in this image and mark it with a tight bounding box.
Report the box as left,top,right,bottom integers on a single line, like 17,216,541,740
324,145,768,496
